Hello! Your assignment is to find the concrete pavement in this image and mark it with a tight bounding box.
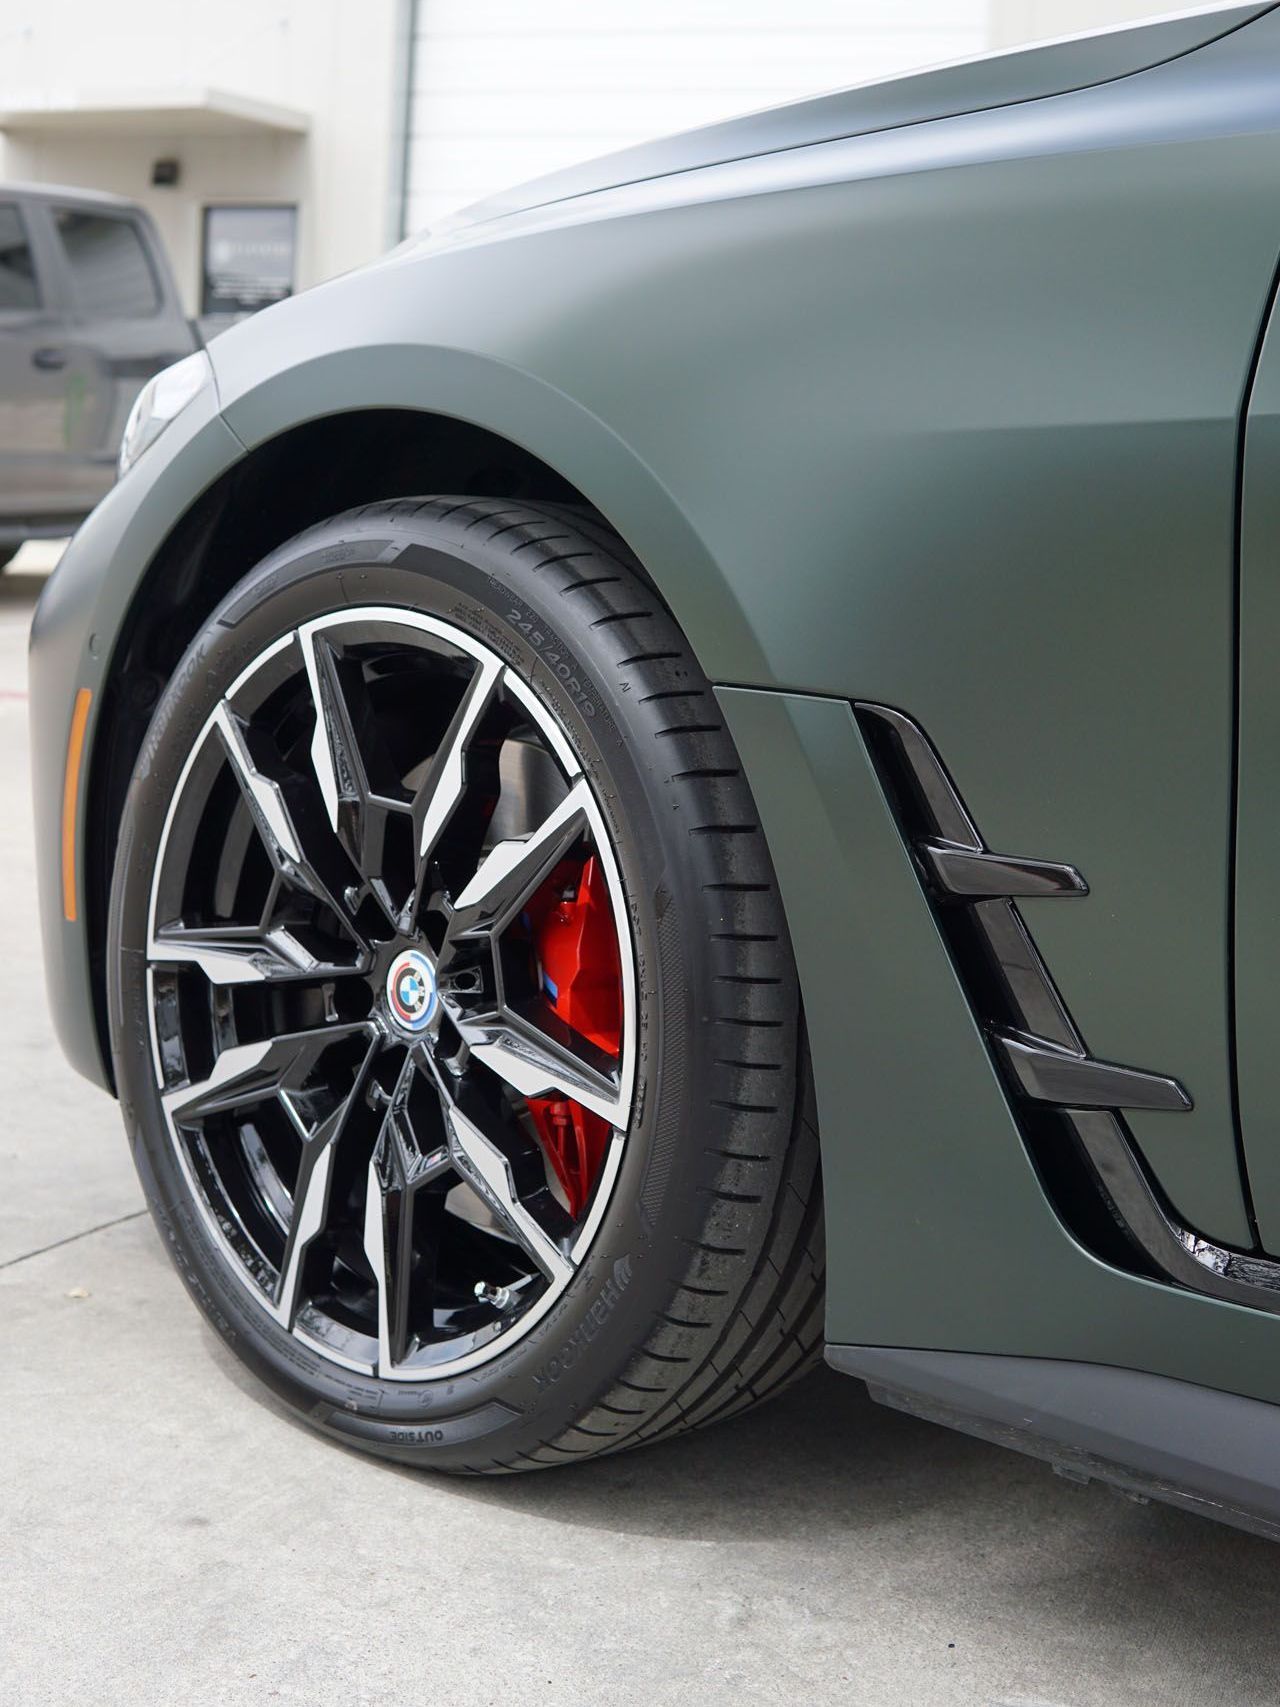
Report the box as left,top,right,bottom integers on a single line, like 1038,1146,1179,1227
3,567,1280,1707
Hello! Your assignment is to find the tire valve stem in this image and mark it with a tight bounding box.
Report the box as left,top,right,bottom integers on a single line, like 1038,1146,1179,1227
474,1280,513,1311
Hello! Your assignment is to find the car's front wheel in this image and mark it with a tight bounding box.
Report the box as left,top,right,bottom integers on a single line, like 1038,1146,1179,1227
108,498,823,1469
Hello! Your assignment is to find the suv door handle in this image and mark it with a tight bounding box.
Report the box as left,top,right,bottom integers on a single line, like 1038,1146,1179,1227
31,346,67,371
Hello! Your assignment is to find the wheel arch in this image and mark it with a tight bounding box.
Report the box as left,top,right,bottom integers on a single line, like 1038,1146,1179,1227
81,384,759,1085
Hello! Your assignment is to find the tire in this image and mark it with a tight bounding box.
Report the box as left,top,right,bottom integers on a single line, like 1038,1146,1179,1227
108,497,824,1470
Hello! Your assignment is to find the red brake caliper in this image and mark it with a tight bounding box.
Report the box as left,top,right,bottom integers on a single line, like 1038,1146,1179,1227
523,854,622,1218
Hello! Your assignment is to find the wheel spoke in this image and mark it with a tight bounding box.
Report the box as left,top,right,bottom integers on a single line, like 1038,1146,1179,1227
448,777,593,941
441,1094,573,1286
213,703,365,940
273,1034,379,1329
462,1014,627,1129
362,1054,452,1372
162,1022,373,1121
302,628,411,915
214,703,303,871
149,921,366,986
411,654,503,880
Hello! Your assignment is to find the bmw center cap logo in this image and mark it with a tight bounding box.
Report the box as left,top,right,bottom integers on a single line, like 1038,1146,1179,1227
386,949,438,1033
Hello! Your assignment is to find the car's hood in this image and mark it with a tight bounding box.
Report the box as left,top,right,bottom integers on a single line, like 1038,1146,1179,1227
438,2,1271,234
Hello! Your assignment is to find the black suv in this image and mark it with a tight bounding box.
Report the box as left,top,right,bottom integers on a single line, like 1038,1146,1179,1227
0,183,195,566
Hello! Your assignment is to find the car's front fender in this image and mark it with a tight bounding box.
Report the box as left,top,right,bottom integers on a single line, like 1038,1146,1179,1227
212,332,766,688
29,387,243,1088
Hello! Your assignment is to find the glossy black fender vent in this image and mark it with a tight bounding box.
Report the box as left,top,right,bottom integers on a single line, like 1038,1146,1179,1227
854,704,1189,1112
853,702,1280,1315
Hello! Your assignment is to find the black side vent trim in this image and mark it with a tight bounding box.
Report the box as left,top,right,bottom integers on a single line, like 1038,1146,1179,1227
997,1031,1192,1113
1068,1110,1280,1308
922,839,1089,900
855,702,1189,1111
855,701,1280,1316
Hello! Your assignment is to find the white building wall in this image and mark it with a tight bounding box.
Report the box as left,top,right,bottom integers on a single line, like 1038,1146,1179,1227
990,0,1192,47
0,0,398,311
0,130,306,314
402,0,989,234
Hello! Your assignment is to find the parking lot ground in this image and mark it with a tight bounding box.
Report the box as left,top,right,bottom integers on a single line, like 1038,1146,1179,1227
4,566,1280,1707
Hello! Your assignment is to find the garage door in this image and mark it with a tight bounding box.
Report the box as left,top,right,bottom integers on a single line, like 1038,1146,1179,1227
401,0,990,235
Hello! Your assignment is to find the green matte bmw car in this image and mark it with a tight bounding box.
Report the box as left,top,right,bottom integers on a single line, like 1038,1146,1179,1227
30,2,1280,1534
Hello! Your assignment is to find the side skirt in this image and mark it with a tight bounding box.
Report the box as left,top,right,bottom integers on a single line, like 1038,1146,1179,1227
828,1343,1280,1541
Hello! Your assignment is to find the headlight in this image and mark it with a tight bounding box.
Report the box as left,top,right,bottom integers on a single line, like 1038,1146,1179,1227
118,349,214,479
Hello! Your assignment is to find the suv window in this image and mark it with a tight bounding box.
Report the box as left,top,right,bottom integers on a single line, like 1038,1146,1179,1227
52,208,159,318
0,203,40,311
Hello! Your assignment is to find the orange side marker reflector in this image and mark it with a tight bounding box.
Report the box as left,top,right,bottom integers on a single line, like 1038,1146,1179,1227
61,687,92,923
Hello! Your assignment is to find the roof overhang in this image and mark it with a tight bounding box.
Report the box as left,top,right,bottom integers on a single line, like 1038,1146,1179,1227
0,87,309,139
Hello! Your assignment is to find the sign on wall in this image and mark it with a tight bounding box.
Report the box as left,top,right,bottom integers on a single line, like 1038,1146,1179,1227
201,205,297,316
